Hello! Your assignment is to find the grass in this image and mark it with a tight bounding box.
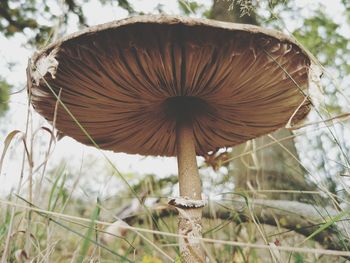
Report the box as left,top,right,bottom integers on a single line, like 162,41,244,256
1,7,350,263
1,87,350,262
0,151,349,262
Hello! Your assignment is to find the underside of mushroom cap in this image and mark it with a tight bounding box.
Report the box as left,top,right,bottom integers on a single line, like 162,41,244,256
28,15,311,157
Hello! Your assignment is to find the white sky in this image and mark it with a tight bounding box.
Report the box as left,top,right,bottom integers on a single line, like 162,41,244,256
0,0,349,197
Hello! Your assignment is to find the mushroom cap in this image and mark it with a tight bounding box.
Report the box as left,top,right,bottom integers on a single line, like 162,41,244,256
28,15,311,157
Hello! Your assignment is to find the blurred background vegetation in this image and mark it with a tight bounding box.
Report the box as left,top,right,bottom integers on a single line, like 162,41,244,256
0,0,350,262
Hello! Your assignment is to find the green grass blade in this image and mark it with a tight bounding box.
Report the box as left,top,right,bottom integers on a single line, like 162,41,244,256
77,201,101,263
301,208,350,244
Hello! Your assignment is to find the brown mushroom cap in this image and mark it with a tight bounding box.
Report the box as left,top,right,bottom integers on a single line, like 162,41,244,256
28,15,311,157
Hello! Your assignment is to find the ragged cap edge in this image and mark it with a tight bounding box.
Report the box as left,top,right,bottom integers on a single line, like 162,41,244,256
30,47,60,86
307,62,323,109
29,15,311,65
285,62,321,129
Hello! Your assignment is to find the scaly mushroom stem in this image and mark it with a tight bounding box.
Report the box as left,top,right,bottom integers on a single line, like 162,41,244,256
176,123,205,263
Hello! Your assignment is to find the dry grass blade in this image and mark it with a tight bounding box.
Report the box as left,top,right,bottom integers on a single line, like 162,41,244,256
0,130,24,174
288,112,350,130
1,198,350,258
1,81,32,262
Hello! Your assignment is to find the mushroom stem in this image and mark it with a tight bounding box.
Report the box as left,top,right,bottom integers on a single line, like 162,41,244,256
176,123,205,263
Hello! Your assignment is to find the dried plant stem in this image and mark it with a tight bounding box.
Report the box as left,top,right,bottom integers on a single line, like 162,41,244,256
24,105,34,257
2,198,350,258
0,156,26,263
176,123,205,262
1,97,31,263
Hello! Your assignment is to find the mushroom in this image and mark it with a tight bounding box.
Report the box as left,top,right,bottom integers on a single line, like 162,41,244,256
27,15,312,262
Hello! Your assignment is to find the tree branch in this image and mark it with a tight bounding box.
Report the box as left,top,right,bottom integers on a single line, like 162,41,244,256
120,198,350,257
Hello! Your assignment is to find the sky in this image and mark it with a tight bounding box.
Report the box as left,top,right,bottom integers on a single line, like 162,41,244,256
0,0,349,198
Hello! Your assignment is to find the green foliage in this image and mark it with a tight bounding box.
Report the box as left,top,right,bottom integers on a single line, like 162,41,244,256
302,208,350,245
342,0,350,23
116,0,136,14
77,202,101,263
0,0,58,46
0,78,10,116
178,0,203,15
0,0,39,35
293,252,304,263
293,9,350,73
47,167,68,212
256,1,350,77
0,0,136,46
141,255,162,263
0,199,11,239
